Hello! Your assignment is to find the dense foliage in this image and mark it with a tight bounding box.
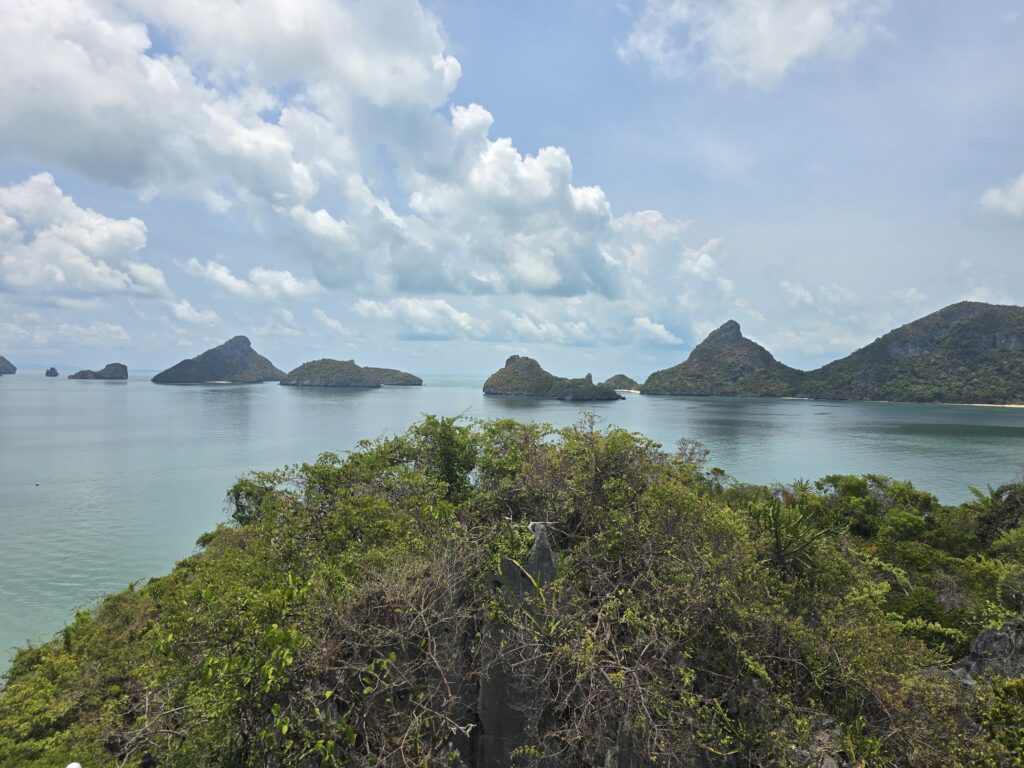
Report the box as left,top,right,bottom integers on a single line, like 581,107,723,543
2,416,1023,767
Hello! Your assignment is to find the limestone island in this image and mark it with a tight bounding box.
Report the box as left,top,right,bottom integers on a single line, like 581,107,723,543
152,336,284,384
642,302,1024,404
0,356,16,375
280,359,422,388
483,355,624,401
600,374,640,390
69,363,128,380
45,367,59,377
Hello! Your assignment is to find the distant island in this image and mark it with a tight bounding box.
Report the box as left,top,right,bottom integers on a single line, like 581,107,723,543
69,363,128,380
643,320,800,397
280,359,422,388
45,367,59,377
600,374,640,390
0,356,15,375
643,302,1024,405
152,336,284,384
484,355,623,401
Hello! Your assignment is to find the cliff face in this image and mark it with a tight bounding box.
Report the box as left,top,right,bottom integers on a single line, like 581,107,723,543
69,363,128,380
483,355,624,401
800,302,1024,403
0,356,16,375
642,321,803,397
152,336,284,384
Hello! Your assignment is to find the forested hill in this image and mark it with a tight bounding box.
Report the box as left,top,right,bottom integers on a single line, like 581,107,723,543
643,302,1024,404
642,320,803,396
2,416,1022,766
800,301,1024,403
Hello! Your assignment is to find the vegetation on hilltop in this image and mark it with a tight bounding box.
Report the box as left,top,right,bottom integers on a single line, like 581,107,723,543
599,374,640,390
484,355,624,401
1,416,1023,767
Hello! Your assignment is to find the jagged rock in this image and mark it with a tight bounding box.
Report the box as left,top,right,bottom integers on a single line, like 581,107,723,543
953,618,1024,682
69,363,128,380
152,336,284,384
45,367,59,377
477,526,560,768
0,356,16,375
484,356,623,401
280,359,422,388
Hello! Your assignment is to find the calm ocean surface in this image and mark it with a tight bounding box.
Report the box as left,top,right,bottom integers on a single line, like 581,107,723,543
2,370,1024,669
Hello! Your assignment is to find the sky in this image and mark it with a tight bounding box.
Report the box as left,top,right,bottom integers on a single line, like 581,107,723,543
0,0,1022,378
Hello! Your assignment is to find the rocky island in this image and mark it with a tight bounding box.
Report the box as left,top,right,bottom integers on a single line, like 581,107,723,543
642,302,1024,404
798,301,1024,404
45,367,59,377
69,363,128,380
152,336,284,384
280,359,423,388
600,373,640,390
643,320,802,397
0,356,16,375
484,355,623,401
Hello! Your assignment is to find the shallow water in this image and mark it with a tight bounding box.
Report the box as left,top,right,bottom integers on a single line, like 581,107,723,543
2,370,1023,669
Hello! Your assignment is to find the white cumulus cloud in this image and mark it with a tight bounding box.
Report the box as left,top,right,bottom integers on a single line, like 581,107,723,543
981,173,1024,218
632,316,683,344
0,173,166,298
619,0,890,89
185,258,320,301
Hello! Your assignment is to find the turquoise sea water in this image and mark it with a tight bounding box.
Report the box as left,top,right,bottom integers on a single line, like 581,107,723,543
2,370,1024,670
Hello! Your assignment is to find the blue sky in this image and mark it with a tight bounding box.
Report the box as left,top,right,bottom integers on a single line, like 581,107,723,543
1,0,1022,378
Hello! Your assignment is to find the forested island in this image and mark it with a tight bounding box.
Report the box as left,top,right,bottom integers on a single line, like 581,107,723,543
644,302,1024,404
281,359,422,388
69,363,128,380
484,355,624,401
152,336,285,384
1,416,1022,766
0,356,16,375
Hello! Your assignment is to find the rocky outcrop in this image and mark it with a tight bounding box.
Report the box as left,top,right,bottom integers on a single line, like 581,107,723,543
0,356,15,375
280,359,422,388
477,525,558,768
483,356,623,402
953,619,1024,683
45,367,59,377
600,374,640,390
152,336,284,384
69,363,128,380
642,321,802,397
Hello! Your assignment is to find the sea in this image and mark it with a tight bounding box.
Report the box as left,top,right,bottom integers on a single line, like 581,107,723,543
2,370,1024,671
